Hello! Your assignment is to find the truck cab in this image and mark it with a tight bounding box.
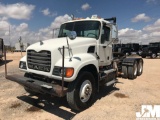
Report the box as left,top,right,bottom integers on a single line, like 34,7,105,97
6,16,143,111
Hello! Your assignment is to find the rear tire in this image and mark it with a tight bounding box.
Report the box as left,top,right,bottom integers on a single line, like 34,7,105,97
137,59,143,76
67,71,96,111
122,66,128,78
128,61,138,79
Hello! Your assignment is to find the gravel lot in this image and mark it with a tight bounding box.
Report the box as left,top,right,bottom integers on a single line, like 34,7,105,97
0,52,160,120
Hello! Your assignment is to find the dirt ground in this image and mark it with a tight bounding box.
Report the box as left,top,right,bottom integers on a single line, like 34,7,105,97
0,52,160,120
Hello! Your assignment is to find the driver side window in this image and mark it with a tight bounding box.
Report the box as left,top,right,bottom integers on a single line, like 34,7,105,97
101,26,110,44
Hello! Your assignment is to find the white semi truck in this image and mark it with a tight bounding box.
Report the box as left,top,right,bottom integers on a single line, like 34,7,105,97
6,16,143,111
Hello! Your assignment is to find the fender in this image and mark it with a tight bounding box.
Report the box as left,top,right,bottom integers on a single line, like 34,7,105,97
52,53,99,82
19,55,28,72
122,57,143,66
20,55,26,62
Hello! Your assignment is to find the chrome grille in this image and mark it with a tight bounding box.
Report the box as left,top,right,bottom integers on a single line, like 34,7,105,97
27,50,51,72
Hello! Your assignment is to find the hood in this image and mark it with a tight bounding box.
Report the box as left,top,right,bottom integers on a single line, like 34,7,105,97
27,37,97,52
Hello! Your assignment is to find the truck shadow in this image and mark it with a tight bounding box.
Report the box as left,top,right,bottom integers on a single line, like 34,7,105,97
0,60,13,66
17,95,77,120
17,82,121,120
95,84,120,100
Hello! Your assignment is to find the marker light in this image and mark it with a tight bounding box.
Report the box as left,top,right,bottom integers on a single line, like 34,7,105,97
65,68,74,78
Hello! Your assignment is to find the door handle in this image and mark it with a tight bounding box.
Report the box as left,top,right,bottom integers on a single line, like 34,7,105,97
103,46,106,48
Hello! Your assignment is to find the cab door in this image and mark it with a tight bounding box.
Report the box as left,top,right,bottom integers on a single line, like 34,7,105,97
99,25,112,66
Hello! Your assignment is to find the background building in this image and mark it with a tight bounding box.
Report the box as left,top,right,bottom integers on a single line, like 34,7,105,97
15,43,30,52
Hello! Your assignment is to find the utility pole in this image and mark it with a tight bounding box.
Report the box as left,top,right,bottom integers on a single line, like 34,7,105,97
19,36,23,56
9,25,11,51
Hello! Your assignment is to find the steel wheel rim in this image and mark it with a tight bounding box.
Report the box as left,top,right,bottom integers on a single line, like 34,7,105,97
134,63,137,76
139,62,143,73
79,80,92,103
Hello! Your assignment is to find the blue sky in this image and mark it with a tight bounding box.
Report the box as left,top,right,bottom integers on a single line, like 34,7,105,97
0,0,160,45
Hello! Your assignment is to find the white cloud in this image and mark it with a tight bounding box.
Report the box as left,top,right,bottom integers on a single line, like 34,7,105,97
119,28,150,44
147,0,155,2
41,8,57,17
16,23,28,32
41,8,50,16
0,3,35,20
0,14,70,46
143,19,160,38
119,28,142,37
151,32,160,37
131,13,151,22
146,0,158,4
0,16,8,21
143,19,160,32
119,18,160,44
51,14,70,28
81,3,91,11
0,19,10,30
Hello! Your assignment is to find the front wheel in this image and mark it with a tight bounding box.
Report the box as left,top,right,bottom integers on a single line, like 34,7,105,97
67,71,96,111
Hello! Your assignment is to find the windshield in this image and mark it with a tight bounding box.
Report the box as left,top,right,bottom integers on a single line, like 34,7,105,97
58,21,100,39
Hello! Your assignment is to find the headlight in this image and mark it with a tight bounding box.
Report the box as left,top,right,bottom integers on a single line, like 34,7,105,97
53,66,74,78
19,61,27,69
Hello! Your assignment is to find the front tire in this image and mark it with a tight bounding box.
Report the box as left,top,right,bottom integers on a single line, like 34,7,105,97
67,71,96,111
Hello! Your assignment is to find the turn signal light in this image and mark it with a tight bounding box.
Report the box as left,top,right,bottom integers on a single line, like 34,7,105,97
65,68,74,78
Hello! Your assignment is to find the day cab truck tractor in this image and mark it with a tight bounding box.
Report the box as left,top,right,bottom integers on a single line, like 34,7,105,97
5,15,143,111
113,43,140,56
0,38,4,61
141,42,160,58
138,44,148,56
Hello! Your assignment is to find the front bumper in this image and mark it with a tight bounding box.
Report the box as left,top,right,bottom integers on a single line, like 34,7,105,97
6,74,67,97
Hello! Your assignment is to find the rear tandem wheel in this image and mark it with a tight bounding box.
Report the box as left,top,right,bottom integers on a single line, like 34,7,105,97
128,61,138,79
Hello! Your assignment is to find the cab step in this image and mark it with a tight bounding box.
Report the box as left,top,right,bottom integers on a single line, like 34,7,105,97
105,79,117,86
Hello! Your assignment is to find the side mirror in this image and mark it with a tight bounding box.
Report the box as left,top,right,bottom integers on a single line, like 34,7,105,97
68,31,77,40
112,38,119,44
